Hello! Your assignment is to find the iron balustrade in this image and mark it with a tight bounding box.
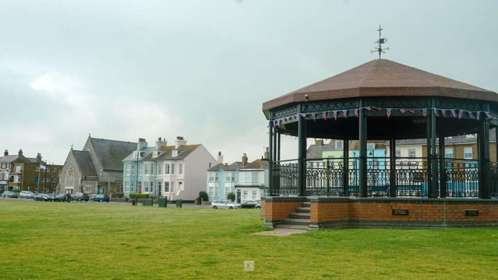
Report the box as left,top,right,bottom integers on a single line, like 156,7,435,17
270,157,487,198
445,158,479,198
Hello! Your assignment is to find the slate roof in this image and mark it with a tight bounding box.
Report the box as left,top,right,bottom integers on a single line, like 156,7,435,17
263,59,498,112
149,144,201,161
208,159,267,172
0,155,19,163
71,150,97,177
88,137,137,171
241,159,267,169
208,162,241,172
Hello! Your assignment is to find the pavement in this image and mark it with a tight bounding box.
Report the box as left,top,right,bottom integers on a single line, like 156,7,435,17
253,228,308,237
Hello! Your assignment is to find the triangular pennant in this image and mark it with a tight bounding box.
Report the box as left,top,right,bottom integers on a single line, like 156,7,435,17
386,108,392,118
333,111,338,120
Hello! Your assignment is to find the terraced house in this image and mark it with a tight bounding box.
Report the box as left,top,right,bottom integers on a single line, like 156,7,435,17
0,149,61,193
57,136,136,196
122,136,216,201
206,153,268,204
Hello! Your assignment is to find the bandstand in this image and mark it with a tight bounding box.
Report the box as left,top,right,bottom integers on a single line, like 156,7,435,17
262,59,498,228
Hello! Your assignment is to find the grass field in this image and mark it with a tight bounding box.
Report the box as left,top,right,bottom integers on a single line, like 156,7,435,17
1,200,498,279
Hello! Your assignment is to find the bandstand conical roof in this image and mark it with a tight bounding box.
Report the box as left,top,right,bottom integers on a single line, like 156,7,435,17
263,59,498,112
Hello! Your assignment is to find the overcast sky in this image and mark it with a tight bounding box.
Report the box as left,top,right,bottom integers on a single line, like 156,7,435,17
1,0,497,164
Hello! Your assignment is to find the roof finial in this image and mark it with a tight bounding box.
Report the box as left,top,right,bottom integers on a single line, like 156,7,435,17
372,25,389,59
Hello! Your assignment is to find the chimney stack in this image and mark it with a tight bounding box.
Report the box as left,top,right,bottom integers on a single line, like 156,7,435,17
175,136,187,148
217,151,223,164
137,138,148,150
3,150,7,156
242,153,248,167
18,149,23,157
264,147,269,160
36,153,42,162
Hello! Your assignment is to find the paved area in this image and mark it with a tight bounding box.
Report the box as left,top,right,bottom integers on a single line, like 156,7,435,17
253,228,308,237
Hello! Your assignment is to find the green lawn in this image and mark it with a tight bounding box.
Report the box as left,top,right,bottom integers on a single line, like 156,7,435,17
1,200,498,279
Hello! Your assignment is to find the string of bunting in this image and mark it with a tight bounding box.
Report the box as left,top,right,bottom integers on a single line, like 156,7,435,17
271,107,498,127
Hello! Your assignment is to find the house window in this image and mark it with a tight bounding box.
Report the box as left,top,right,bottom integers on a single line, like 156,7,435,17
158,164,163,174
445,148,454,159
408,149,416,158
252,190,257,199
171,164,175,174
395,149,401,158
165,164,170,174
335,141,343,150
164,182,169,192
464,147,473,159
179,164,183,174
171,181,175,192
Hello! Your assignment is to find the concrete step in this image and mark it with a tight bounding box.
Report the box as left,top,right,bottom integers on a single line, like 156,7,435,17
302,202,311,207
289,212,311,219
275,224,310,230
283,218,311,225
295,207,310,213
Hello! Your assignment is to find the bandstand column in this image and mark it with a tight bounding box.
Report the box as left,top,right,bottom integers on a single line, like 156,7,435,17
495,125,498,164
343,137,349,196
439,135,447,198
427,100,438,198
359,101,368,197
389,138,396,197
268,120,274,195
273,127,280,193
478,112,490,199
298,112,307,197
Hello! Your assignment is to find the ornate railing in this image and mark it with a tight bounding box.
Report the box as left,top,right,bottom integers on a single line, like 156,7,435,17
270,157,486,198
445,159,479,198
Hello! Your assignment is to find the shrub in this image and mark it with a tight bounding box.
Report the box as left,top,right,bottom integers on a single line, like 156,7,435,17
227,192,235,202
198,191,209,202
129,193,150,199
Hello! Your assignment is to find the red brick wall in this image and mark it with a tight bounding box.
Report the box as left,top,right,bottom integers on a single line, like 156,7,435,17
311,200,498,225
262,201,303,222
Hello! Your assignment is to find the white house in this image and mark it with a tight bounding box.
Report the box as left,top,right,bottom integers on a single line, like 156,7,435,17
123,136,217,201
207,153,268,204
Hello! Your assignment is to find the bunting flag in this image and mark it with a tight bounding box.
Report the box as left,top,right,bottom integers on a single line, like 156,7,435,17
270,107,498,125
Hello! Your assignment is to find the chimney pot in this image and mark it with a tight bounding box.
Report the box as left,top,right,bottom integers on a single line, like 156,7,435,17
3,150,7,156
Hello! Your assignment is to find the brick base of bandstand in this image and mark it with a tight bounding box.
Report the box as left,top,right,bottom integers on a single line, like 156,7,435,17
262,196,498,228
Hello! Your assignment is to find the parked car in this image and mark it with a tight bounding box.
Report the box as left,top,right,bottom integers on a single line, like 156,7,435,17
71,192,89,201
34,193,51,201
211,201,241,209
53,193,70,202
241,201,261,208
19,191,35,199
92,194,110,202
1,191,19,198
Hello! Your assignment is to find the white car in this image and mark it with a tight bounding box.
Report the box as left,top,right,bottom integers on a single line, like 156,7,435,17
19,191,35,199
211,201,241,209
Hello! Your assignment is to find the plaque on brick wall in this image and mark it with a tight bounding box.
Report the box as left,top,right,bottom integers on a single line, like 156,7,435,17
392,209,409,216
465,210,479,217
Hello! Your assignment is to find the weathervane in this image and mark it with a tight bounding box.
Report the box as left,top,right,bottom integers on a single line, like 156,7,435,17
372,25,389,59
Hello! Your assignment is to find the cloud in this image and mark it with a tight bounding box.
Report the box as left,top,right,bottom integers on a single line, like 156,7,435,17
31,72,86,106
